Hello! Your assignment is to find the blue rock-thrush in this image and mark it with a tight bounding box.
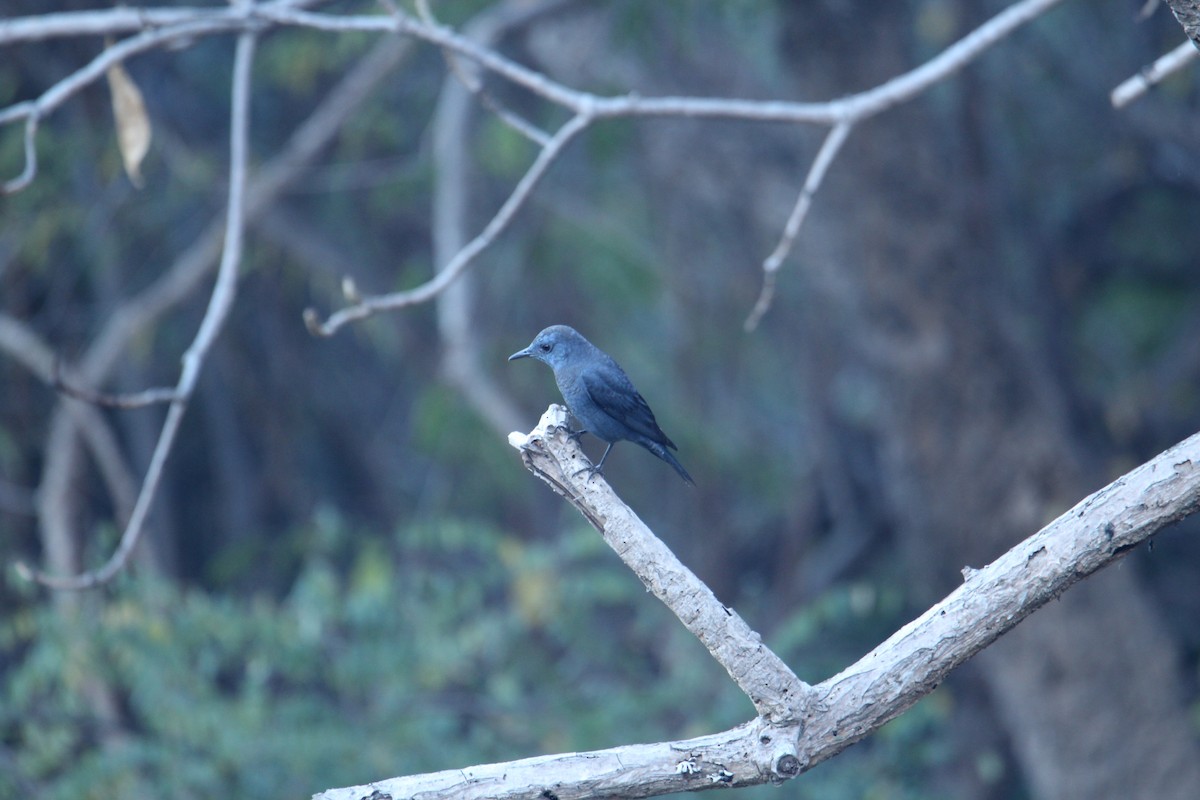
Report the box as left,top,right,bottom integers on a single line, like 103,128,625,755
509,325,694,485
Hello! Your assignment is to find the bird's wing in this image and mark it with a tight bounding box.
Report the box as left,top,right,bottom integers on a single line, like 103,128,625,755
580,368,675,449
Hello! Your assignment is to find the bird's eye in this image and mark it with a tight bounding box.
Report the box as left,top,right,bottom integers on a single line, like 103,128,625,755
539,343,553,352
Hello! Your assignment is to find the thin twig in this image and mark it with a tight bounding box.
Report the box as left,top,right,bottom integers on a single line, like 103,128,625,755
0,1,327,194
0,18,232,193
13,33,413,588
305,110,593,336
744,121,853,331
52,359,180,408
5,0,1072,327
78,34,413,385
17,25,259,590
416,0,551,145
0,0,322,46
0,315,139,529
1111,40,1199,107
1,117,38,194
276,0,1067,330
0,17,242,129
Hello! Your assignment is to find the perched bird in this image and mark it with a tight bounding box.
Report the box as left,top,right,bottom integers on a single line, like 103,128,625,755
509,325,694,485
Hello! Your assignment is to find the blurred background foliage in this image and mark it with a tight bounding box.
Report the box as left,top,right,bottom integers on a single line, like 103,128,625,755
2,1,1199,798
1,512,938,799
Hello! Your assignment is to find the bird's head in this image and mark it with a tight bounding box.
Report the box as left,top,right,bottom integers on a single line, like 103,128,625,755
508,325,585,370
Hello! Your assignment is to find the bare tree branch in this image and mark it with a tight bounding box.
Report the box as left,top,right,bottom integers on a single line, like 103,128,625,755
316,411,1200,799
427,0,572,438
17,24,260,590
11,30,415,591
283,0,1068,327
0,1,327,192
4,0,1072,324
1,117,38,194
1111,40,1199,107
304,110,593,336
0,315,138,530
1,19,238,192
53,359,180,408
0,0,320,46
744,121,852,332
511,407,810,723
1163,0,1200,50
414,0,555,146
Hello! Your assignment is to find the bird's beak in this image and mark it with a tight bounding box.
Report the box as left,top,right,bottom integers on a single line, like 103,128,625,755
508,347,533,361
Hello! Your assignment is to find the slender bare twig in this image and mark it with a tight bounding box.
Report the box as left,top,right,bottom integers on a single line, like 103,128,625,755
52,358,180,408
1,117,38,194
17,25,259,590
1,0,1069,145
744,121,853,332
5,0,1072,321
304,110,593,336
0,18,233,193
281,0,1067,328
0,0,324,45
0,1,329,193
414,0,554,146
260,0,1069,125
0,315,139,526
11,33,412,590
1111,40,1199,107
3,0,1090,585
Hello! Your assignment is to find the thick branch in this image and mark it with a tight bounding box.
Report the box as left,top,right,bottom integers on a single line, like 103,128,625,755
317,418,1200,799
508,406,811,726
801,430,1200,764
318,719,782,800
1163,0,1200,50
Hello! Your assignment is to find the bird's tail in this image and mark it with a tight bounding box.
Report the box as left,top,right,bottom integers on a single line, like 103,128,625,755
643,440,695,486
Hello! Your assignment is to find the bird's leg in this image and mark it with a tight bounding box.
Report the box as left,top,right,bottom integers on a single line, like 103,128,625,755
574,442,614,481
593,442,614,471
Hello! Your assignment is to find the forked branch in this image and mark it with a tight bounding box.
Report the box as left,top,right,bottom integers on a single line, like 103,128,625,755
16,25,260,590
314,414,1200,798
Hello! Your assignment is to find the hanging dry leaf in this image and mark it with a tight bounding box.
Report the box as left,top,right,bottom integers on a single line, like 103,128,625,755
106,58,152,188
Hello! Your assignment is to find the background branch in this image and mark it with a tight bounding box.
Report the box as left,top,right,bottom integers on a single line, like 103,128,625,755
2,0,1075,327
1111,40,1199,107
293,0,1071,328
17,25,260,589
14,30,414,589
304,111,593,335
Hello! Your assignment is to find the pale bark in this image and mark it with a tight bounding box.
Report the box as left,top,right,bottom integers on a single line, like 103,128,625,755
316,409,1200,799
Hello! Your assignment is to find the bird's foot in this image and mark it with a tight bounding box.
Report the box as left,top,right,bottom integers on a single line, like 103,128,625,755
572,463,605,482
564,426,588,442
